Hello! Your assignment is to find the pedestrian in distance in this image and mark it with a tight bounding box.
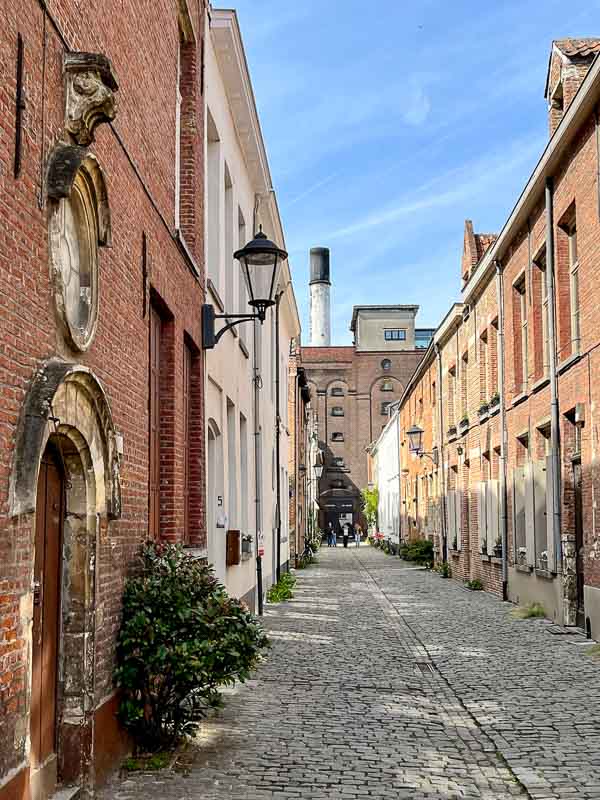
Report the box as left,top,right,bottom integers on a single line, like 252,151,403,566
327,522,334,547
343,522,350,548
354,523,362,547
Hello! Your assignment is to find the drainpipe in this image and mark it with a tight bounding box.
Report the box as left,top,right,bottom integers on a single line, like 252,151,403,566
274,293,282,582
545,177,562,573
396,408,402,553
253,317,264,615
495,260,509,601
435,343,448,562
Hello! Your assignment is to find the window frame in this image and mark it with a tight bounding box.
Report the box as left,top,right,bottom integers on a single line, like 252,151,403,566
384,329,406,342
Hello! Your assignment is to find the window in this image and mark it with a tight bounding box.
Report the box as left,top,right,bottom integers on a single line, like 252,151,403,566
533,249,550,379
331,386,344,396
224,164,234,316
557,206,580,358
415,328,435,349
183,343,192,542
381,358,392,371
331,406,344,416
240,413,248,533
331,432,344,442
206,110,221,292
227,399,237,529
460,352,468,418
149,307,161,539
384,329,406,341
381,379,393,392
513,277,527,393
479,331,488,403
332,457,345,467
237,208,248,346
381,401,392,416
568,220,580,353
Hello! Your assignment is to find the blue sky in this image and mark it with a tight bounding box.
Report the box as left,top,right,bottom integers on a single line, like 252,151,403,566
231,0,600,345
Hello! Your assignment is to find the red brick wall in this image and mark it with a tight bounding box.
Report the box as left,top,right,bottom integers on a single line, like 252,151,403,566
0,0,206,788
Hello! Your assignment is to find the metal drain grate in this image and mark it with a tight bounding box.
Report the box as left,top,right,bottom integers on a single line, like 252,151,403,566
414,661,436,676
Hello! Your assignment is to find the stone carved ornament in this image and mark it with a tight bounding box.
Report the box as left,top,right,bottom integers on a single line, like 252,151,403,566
64,52,118,146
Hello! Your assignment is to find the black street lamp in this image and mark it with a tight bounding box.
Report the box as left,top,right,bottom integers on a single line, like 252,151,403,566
406,423,439,466
202,227,288,349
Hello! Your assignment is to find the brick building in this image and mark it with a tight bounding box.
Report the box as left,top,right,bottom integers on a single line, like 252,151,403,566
0,1,206,797
389,39,600,639
288,344,312,564
302,306,427,534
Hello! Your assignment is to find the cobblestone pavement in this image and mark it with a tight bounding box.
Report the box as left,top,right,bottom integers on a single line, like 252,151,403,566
100,546,600,800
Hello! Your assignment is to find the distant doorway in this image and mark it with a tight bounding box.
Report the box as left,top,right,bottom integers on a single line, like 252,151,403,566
31,444,64,799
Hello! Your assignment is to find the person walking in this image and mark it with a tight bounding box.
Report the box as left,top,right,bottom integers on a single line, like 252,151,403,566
343,522,350,548
327,522,335,547
354,523,362,547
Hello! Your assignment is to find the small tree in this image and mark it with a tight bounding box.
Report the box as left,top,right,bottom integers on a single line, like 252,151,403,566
115,542,269,751
361,485,379,531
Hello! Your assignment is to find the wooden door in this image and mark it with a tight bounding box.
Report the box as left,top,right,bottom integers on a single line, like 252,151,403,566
149,306,161,539
183,344,191,543
31,448,63,771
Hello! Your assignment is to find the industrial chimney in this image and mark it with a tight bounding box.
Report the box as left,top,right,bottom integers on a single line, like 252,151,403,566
309,247,331,346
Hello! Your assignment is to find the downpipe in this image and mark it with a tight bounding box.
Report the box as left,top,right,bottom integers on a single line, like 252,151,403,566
253,317,263,615
495,261,509,601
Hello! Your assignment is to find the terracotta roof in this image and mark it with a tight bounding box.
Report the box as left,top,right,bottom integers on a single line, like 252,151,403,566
475,233,498,262
301,346,354,363
554,39,600,59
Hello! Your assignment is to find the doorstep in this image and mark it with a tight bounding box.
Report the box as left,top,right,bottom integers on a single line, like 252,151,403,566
51,787,80,800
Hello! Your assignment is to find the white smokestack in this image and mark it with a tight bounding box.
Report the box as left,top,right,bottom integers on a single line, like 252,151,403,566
309,247,331,346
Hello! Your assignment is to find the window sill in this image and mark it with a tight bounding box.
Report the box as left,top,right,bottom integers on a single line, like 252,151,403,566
480,553,491,562
515,563,533,574
531,375,550,394
490,556,502,566
534,568,556,580
510,391,529,409
557,351,582,376
489,404,500,417
183,546,208,561
449,549,461,557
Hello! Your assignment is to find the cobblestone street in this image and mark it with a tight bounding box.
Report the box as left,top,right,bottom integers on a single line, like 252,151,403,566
101,546,600,800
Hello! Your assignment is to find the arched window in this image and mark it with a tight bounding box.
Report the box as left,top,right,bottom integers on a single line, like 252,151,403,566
381,379,394,392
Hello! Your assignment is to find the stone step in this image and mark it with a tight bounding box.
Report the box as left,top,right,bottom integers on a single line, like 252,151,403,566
51,786,81,800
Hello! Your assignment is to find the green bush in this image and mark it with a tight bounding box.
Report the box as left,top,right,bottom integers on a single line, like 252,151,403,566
267,572,296,602
115,542,269,752
434,561,452,578
399,538,434,565
465,578,483,591
512,602,546,619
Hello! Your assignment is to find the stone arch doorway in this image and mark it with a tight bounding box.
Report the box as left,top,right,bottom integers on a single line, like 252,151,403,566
10,360,121,798
207,419,225,581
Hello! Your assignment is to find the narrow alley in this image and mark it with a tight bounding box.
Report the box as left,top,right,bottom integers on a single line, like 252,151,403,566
101,548,600,800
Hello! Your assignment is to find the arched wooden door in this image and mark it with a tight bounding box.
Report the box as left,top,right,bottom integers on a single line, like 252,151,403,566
31,445,64,794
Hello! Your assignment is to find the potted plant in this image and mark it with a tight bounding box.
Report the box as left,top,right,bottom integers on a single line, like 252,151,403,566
493,536,502,558
481,539,488,555
538,550,549,570
489,391,500,410
459,415,469,432
517,546,527,566
448,424,457,438
452,535,458,551
478,402,489,419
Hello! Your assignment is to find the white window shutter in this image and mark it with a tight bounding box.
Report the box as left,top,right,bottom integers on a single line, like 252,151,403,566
486,480,498,554
513,466,526,557
525,462,536,566
545,455,556,572
455,489,462,551
447,491,455,548
477,482,487,551
533,461,547,568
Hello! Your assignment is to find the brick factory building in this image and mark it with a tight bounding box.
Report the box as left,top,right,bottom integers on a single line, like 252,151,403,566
302,302,429,535
0,1,207,796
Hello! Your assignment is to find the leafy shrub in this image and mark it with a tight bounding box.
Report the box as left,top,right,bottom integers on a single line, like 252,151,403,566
465,578,483,591
115,542,269,752
399,538,434,565
361,485,379,529
267,572,296,602
433,561,452,578
585,644,600,658
512,602,546,619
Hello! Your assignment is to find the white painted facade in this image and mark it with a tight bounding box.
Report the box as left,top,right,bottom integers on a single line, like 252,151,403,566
309,282,331,346
371,410,401,544
204,8,300,609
